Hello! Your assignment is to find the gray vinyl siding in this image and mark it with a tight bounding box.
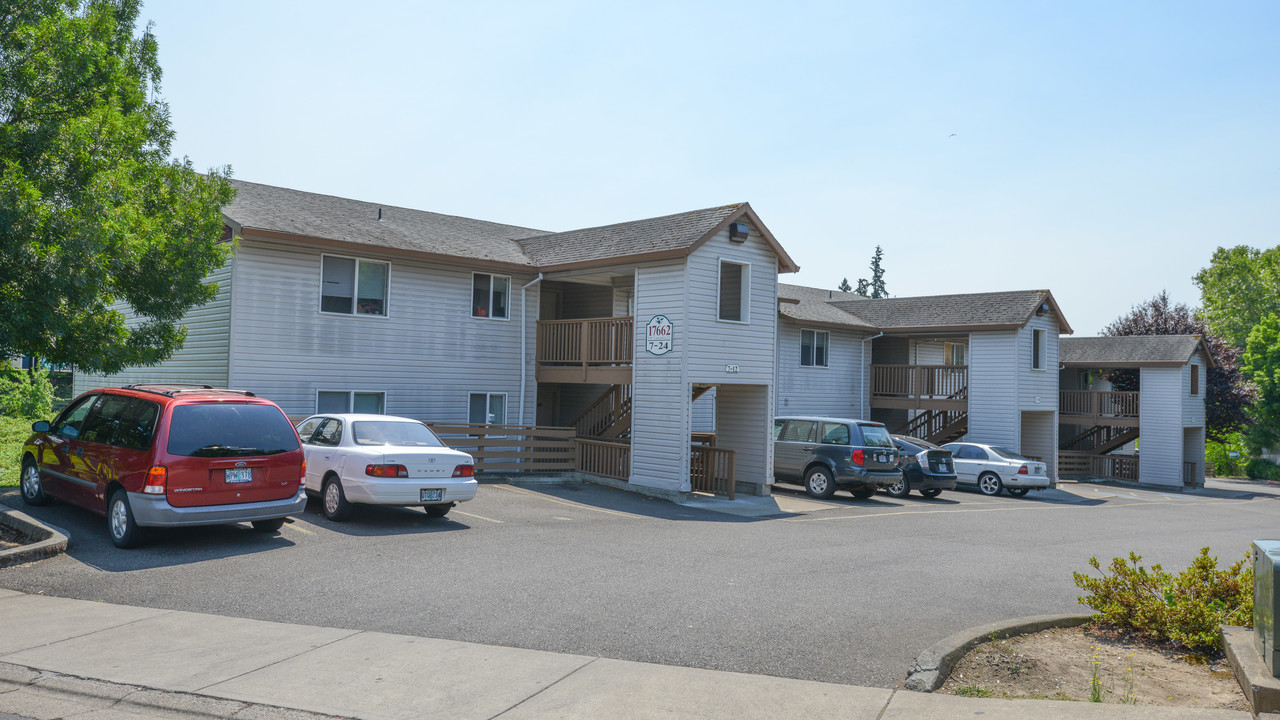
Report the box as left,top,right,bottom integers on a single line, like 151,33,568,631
1138,366,1183,487
1018,311,1059,412
1020,411,1057,480
775,320,868,420
73,257,233,394
227,236,538,424
692,388,716,432
684,223,779,386
966,330,1020,448
1183,350,1207,427
715,384,773,486
630,261,691,492
913,341,946,365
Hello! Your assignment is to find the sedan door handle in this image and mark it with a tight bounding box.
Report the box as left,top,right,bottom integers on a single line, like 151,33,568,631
801,445,815,450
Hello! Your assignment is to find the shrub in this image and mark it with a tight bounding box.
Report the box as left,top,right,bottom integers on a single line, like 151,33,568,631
0,366,54,419
1246,458,1280,482
1073,547,1253,654
1206,433,1248,477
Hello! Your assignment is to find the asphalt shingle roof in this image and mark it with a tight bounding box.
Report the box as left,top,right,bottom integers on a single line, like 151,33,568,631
1060,335,1207,366
777,284,877,330
832,290,1051,331
515,204,747,268
224,179,546,266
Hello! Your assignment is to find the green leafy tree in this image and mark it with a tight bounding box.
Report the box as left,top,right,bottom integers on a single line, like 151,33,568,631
1243,313,1280,453
837,277,852,293
853,245,887,298
0,365,54,418
0,0,236,375
1193,245,1280,349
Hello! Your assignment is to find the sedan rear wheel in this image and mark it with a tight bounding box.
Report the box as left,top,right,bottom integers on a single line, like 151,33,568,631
1006,487,1030,498
424,503,453,518
849,486,877,500
322,477,354,521
885,476,911,499
920,488,943,499
804,466,836,499
977,472,1003,496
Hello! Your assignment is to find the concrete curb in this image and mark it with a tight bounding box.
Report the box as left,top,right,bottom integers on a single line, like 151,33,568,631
904,612,1092,692
0,506,69,568
1222,624,1280,714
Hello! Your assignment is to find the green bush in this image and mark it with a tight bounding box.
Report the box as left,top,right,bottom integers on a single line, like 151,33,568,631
1073,547,1253,654
1206,433,1249,477
0,366,54,419
1246,458,1280,481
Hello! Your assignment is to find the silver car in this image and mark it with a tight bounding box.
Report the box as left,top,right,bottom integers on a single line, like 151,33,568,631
941,442,1053,497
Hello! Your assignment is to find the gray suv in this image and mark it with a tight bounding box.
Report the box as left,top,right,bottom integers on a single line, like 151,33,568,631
774,416,902,499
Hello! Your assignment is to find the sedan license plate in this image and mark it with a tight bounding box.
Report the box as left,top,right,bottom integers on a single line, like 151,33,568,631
224,468,253,484
420,489,443,502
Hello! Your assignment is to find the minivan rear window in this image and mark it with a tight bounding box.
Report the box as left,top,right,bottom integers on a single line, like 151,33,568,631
167,403,301,458
858,424,894,448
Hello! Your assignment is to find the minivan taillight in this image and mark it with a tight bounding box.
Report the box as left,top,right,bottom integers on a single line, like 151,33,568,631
851,449,865,466
143,466,167,494
366,464,408,478
452,464,475,477
300,459,307,484
1018,464,1029,475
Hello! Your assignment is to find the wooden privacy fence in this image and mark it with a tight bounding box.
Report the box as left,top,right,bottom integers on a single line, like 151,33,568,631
1059,390,1139,419
575,438,631,481
690,445,735,499
871,365,968,399
425,423,576,473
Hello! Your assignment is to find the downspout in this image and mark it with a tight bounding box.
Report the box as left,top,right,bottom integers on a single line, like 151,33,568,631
518,273,544,426
861,332,884,418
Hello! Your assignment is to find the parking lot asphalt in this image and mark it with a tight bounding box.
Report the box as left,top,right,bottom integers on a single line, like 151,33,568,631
2,478,1279,689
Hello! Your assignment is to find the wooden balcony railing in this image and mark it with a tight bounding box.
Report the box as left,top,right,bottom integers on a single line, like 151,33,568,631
690,445,736,499
1059,391,1139,424
1183,461,1198,486
1059,451,1140,482
575,438,631,481
870,365,967,410
537,317,634,383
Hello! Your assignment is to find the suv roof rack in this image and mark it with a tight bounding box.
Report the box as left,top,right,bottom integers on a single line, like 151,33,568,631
121,384,257,398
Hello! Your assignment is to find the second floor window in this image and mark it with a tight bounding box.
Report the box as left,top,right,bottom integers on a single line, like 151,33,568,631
473,273,510,319
1032,329,1046,370
321,255,388,316
718,260,749,322
801,329,829,367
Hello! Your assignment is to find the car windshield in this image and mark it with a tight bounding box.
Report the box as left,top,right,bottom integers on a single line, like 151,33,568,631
990,446,1032,461
858,424,894,448
168,403,300,457
352,421,446,447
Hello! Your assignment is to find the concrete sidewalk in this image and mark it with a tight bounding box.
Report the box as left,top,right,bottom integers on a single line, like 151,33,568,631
0,591,1252,719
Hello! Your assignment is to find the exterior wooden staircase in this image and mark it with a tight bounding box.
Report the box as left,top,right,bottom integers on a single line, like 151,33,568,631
893,409,968,445
1061,424,1139,455
571,384,633,439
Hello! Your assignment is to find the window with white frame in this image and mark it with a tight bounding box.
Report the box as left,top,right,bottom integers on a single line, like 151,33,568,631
321,255,388,316
800,329,829,367
945,342,967,366
718,260,749,322
1032,329,1046,370
472,273,510,319
468,392,507,425
317,391,386,414
1191,364,1200,395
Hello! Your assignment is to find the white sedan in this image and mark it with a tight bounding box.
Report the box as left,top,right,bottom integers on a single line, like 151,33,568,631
941,442,1054,497
295,414,477,521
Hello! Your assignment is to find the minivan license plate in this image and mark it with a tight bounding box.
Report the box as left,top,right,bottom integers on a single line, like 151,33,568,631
420,489,443,502
225,468,253,484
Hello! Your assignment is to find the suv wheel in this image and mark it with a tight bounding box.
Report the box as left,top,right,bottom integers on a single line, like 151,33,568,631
20,460,48,506
107,489,144,549
977,472,1003,496
804,466,837,499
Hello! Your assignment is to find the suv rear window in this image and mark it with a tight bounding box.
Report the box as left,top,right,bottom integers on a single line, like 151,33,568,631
167,403,301,458
857,424,894,448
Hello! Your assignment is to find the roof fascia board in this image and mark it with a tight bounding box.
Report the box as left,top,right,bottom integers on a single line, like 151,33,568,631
776,313,878,333
686,204,801,274
1061,360,1189,368
1021,291,1074,335
240,227,537,273
534,249,690,274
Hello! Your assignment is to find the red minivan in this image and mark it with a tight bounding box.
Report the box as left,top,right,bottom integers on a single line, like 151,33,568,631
19,385,307,548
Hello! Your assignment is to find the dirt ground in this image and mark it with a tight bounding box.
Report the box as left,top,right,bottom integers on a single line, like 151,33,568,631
0,522,24,550
939,624,1249,711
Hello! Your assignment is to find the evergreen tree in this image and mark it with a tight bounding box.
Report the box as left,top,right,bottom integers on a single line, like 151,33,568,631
837,278,852,293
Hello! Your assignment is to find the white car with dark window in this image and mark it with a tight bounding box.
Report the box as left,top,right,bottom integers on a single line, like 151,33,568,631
295,414,477,521
941,442,1053,497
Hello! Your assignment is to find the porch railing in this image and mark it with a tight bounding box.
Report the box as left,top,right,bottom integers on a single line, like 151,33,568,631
690,445,736,499
871,365,968,399
1183,461,1197,486
575,438,631,481
425,423,576,473
537,317,634,367
1059,390,1139,418
1059,451,1139,482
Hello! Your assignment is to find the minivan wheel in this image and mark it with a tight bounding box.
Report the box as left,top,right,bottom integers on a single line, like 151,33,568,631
20,460,47,506
107,489,143,549
252,518,286,532
322,477,354,521
977,472,1003,496
804,467,836,499
885,477,911,499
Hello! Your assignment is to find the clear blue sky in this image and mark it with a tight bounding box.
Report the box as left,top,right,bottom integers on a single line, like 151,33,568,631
141,0,1278,335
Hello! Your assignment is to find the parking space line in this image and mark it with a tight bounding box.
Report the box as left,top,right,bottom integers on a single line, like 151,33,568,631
493,484,638,518
452,509,503,524
283,522,315,536
782,496,1253,524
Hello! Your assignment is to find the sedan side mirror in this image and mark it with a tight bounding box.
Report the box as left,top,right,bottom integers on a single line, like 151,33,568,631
31,420,50,432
